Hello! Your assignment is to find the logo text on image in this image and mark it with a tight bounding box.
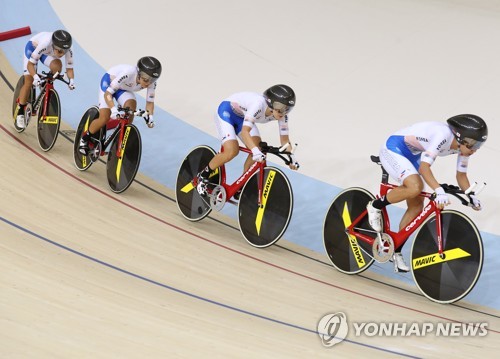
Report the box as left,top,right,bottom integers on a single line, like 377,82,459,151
317,312,349,347
318,312,488,348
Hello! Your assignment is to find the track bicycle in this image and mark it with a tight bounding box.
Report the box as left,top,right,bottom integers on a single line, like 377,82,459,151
323,155,485,304
12,71,70,151
73,105,148,193
175,142,297,248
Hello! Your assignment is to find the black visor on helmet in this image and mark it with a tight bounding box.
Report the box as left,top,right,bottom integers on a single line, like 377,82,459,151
138,70,158,83
270,101,294,115
459,137,486,150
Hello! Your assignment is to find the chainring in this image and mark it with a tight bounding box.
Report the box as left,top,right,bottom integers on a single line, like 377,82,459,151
372,233,395,263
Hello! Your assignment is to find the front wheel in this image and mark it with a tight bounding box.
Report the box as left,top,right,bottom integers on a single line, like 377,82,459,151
37,88,61,151
238,166,293,248
106,124,142,193
411,210,483,304
175,145,219,221
323,187,377,274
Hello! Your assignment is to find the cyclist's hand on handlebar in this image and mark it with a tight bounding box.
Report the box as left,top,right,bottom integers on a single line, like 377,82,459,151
33,74,41,88
469,193,482,211
142,111,155,128
68,78,76,90
111,106,124,119
434,187,450,209
251,147,266,162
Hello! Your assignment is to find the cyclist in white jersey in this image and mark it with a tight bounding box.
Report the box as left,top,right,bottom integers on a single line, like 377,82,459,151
366,115,488,272
78,56,162,154
196,84,299,196
15,30,75,129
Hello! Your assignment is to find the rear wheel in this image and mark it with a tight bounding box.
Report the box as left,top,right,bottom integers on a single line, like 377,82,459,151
238,166,293,248
106,124,142,193
175,146,220,221
411,210,483,303
323,188,376,274
73,106,104,171
37,88,61,151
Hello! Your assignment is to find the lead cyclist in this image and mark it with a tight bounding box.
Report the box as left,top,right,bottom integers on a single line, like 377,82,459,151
366,114,488,272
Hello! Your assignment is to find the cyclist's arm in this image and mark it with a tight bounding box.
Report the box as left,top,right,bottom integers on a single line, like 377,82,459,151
66,68,74,80
456,171,471,191
104,91,115,108
26,61,37,77
65,49,74,78
418,162,441,191
240,123,259,150
280,134,291,148
145,101,154,115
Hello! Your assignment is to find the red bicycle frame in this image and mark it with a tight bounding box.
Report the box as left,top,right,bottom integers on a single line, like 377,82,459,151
104,118,129,158
217,145,268,206
347,183,445,256
37,81,54,119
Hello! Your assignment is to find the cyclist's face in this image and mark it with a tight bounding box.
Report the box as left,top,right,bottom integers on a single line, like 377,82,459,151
137,71,157,87
137,76,151,87
52,45,67,57
272,109,285,120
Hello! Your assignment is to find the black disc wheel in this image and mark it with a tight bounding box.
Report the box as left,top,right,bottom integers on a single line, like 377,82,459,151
323,187,377,274
238,166,293,248
411,210,483,303
175,146,220,221
106,124,142,193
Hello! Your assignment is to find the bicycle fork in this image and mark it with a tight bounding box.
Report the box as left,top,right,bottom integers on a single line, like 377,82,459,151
434,208,445,258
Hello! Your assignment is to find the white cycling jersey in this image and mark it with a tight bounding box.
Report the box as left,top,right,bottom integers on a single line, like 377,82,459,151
380,121,469,184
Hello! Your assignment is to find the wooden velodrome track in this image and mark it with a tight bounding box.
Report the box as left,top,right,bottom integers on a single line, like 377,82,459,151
0,51,499,358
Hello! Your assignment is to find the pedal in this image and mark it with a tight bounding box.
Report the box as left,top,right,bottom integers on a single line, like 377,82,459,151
372,233,394,263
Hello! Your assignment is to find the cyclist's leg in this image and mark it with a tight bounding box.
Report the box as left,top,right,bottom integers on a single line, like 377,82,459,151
121,97,137,124
368,147,420,231
47,57,63,74
240,125,261,172
79,106,110,155
195,107,239,194
19,42,35,106
74,106,100,170
196,138,237,196
16,48,36,128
